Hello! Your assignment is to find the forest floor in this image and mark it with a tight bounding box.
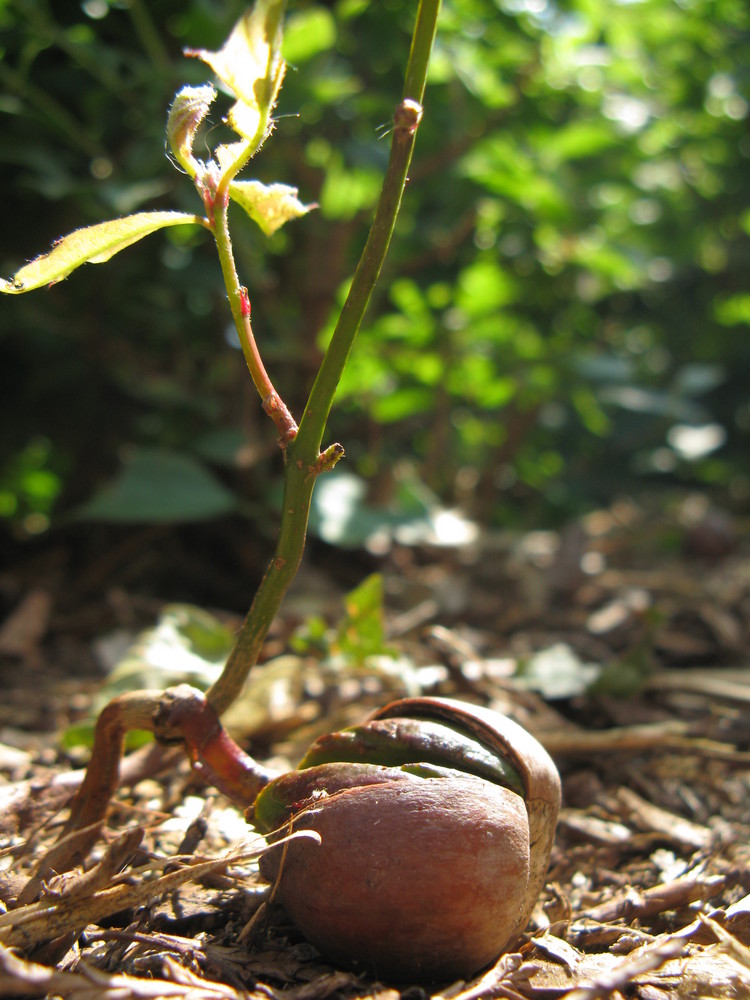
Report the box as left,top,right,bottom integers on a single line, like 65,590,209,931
0,493,748,999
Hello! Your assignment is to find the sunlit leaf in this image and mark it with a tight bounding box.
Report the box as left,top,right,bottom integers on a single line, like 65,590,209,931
105,604,233,694
230,180,315,235
186,0,285,147
319,156,382,219
574,354,636,383
1,212,202,293
539,120,617,166
598,385,704,422
389,278,430,320
309,470,478,551
215,139,252,173
333,574,396,666
667,422,726,460
572,386,611,436
226,102,263,146
372,386,433,423
671,363,726,397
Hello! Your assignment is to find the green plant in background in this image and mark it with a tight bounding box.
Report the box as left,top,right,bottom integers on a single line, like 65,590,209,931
62,574,397,751
291,573,398,667
320,0,750,514
2,0,441,891
2,0,747,544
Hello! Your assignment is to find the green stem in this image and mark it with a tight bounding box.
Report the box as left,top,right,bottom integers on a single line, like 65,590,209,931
294,0,441,459
403,0,441,104
32,0,441,874
206,460,314,715
292,101,423,458
206,0,441,716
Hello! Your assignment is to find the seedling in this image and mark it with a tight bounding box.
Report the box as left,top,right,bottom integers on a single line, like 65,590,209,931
3,0,440,885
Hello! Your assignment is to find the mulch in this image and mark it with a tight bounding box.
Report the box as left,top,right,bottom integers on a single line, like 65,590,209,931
0,497,748,998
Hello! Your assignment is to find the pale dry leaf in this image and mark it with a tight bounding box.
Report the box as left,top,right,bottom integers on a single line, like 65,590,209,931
562,935,686,1000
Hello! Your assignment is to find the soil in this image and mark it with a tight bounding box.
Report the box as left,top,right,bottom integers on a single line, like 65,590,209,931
0,496,748,999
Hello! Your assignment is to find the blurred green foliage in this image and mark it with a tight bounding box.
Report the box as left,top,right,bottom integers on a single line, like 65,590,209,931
291,573,397,666
1,0,748,540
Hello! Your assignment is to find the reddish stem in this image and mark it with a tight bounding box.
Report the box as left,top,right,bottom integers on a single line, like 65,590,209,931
155,685,274,805
262,391,299,446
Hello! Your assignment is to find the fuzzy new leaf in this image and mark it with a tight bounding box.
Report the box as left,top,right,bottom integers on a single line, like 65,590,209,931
1,212,203,293
167,84,217,176
186,0,285,150
230,180,314,236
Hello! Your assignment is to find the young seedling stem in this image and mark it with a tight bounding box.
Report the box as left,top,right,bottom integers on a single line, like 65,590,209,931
12,0,441,887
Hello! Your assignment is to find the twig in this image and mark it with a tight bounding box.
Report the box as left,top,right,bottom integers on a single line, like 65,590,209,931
540,720,750,763
578,869,733,925
0,942,244,998
1,831,318,951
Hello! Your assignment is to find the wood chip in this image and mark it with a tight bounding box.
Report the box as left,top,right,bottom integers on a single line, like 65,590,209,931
614,787,713,850
578,870,732,925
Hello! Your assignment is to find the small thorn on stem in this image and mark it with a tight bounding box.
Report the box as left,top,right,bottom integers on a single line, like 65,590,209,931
394,98,423,137
239,286,251,318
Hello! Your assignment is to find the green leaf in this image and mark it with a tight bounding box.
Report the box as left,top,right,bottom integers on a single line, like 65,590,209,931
106,604,234,691
229,180,315,235
319,156,381,219
74,447,238,523
215,139,252,174
333,573,395,666
714,293,750,327
283,7,336,64
61,724,154,752
372,386,433,423
455,258,517,315
1,212,202,293
186,0,285,147
309,471,478,551
191,427,251,467
539,120,617,167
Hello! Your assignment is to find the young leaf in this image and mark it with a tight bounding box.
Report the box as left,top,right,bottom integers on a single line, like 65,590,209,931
229,180,314,236
215,139,252,174
186,0,285,149
1,212,203,293
333,573,396,666
167,84,217,176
